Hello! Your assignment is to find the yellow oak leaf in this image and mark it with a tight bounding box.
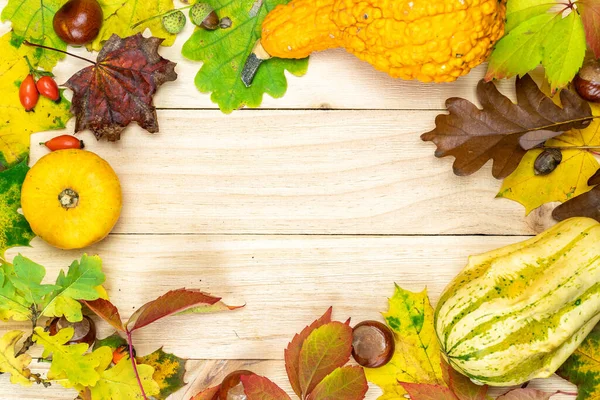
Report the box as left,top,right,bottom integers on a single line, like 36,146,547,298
0,32,71,169
0,330,32,386
88,358,160,400
33,327,108,387
365,284,444,399
88,0,176,51
497,113,600,214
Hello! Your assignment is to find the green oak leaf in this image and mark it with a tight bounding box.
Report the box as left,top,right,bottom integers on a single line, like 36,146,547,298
1,0,69,69
136,348,187,400
41,255,106,322
558,324,600,400
181,0,308,113
0,160,35,258
10,255,58,305
0,262,31,322
487,7,586,91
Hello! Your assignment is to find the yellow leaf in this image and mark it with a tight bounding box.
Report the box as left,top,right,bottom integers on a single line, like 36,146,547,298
0,32,71,168
33,327,108,387
365,284,444,399
136,348,186,400
498,114,600,213
89,0,176,51
0,330,32,386
89,358,160,400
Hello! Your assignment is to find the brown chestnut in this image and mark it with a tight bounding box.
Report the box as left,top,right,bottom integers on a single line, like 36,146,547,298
352,320,395,368
219,370,255,400
574,60,600,102
53,0,103,45
49,315,96,347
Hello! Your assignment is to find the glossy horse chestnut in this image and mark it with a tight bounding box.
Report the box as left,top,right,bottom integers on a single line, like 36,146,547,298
351,320,395,368
49,315,96,347
53,0,103,45
219,370,256,400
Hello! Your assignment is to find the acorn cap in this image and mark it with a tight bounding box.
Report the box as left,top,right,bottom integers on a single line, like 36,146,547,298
190,2,219,29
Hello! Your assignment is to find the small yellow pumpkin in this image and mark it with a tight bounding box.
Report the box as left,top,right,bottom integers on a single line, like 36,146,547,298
21,149,122,250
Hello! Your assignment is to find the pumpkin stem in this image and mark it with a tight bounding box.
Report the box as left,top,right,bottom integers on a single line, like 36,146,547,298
58,188,79,209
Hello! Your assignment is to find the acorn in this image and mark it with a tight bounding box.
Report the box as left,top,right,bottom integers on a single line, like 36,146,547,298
574,60,600,102
351,320,395,368
190,2,219,30
534,148,562,176
162,10,187,34
49,316,96,347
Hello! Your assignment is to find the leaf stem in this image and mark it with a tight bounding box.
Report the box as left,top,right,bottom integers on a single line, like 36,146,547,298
543,145,600,150
557,391,578,396
130,5,193,28
16,307,38,357
23,41,96,65
126,330,147,400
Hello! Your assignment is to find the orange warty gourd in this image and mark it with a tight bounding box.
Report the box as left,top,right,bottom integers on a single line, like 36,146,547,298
260,0,507,82
21,149,122,250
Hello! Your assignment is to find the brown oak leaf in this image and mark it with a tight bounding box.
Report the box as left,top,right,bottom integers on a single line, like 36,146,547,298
65,33,177,141
552,185,600,222
421,75,592,179
590,168,600,186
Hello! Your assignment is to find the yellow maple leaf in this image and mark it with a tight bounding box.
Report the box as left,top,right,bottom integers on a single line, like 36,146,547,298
365,284,444,399
88,0,176,51
0,330,32,386
89,357,160,400
0,32,71,168
497,113,600,214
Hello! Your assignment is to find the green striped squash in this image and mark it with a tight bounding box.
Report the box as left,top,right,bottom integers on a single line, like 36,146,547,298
434,217,600,386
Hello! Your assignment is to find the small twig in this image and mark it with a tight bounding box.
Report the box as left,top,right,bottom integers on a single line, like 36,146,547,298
126,330,147,400
23,41,96,65
16,308,38,357
131,5,193,28
30,373,51,387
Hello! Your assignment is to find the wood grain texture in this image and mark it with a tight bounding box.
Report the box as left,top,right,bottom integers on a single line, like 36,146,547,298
29,110,544,236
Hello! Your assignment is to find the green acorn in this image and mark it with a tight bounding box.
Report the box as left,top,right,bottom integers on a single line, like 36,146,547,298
190,2,219,30
162,10,186,34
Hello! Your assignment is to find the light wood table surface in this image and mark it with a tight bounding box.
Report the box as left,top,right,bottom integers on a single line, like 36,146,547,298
0,7,577,399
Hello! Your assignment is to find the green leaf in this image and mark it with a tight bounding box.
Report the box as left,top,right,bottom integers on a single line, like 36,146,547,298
0,330,32,386
305,366,368,400
10,255,57,305
1,1,68,69
542,10,586,92
0,262,31,321
94,332,128,351
505,0,555,32
41,255,106,322
365,285,444,399
558,325,600,400
89,0,176,51
486,13,559,80
136,348,187,400
181,0,308,113
33,327,109,387
0,160,35,258
298,321,353,397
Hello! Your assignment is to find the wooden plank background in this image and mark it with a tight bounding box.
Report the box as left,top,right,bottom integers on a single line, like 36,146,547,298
0,8,575,400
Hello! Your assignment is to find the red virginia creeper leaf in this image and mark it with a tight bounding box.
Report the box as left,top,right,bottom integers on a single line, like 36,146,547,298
580,0,600,58
447,364,487,400
305,366,368,400
241,374,291,400
400,382,459,400
421,75,592,179
552,185,600,222
496,389,557,400
190,385,221,400
589,168,600,186
298,321,353,397
285,307,333,397
126,288,221,332
82,298,125,332
65,33,177,142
